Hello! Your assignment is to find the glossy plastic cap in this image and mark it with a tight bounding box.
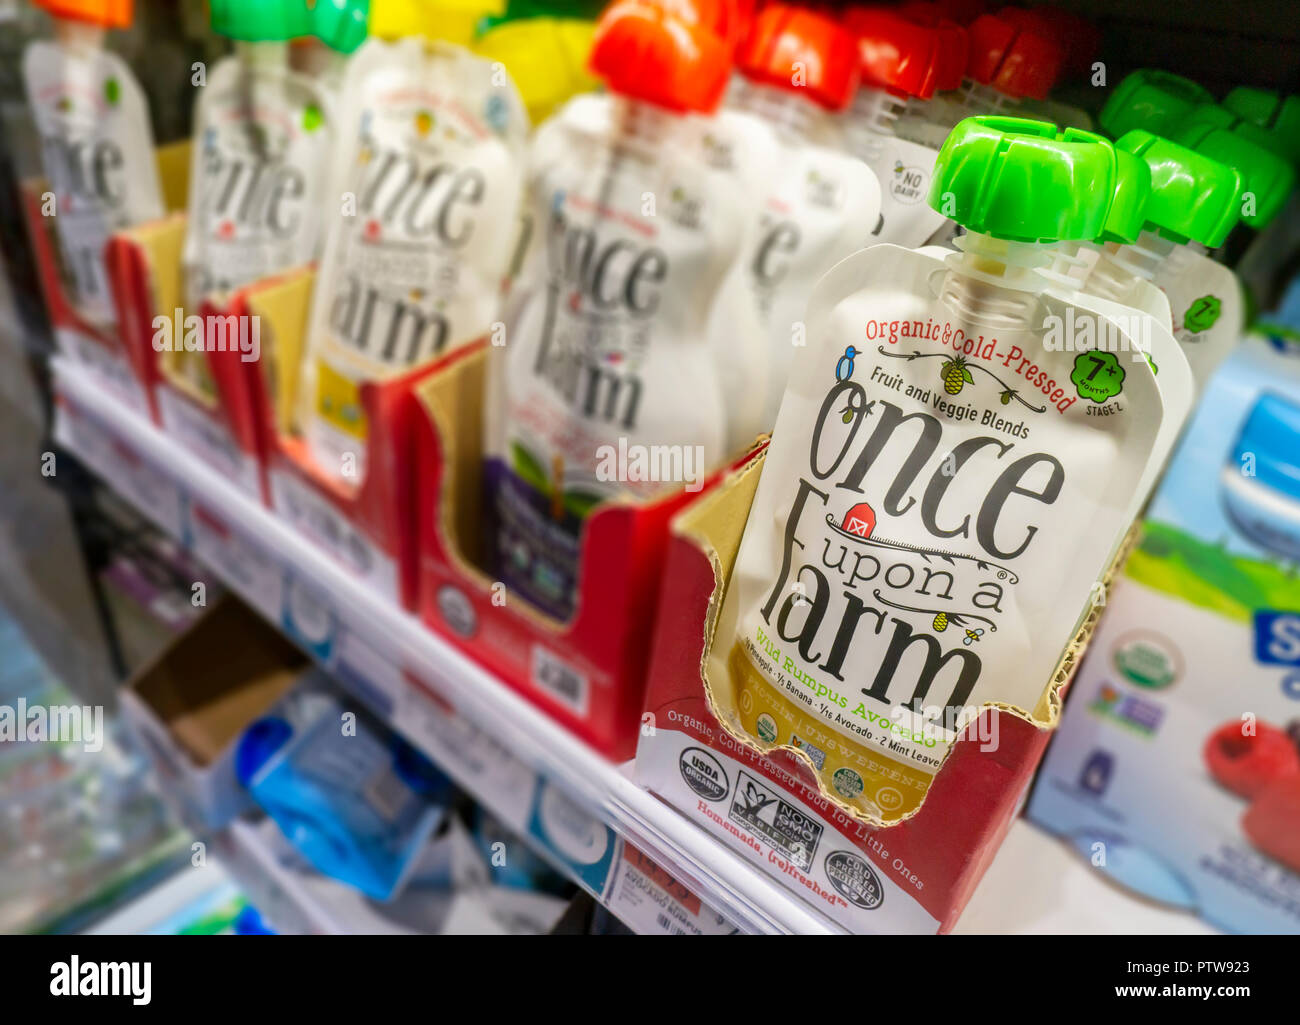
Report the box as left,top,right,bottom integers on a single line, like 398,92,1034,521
370,0,503,44
1223,87,1300,166
1098,69,1214,140
1175,111,1295,229
847,7,967,101
33,0,132,27
898,0,986,26
210,0,311,41
1116,130,1243,248
737,5,859,110
588,1,731,114
311,0,371,53
653,0,752,53
929,116,1119,242
1005,6,1100,79
964,10,1063,100
1099,149,1152,244
474,18,597,124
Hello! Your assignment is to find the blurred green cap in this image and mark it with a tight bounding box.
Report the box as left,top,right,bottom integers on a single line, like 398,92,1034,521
1175,108,1295,229
211,0,369,52
1223,87,1300,166
1099,69,1213,139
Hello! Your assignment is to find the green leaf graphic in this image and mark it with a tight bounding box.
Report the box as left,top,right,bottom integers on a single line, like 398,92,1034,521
510,442,550,495
302,104,324,133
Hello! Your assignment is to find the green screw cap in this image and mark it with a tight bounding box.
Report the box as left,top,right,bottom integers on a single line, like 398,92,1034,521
1174,108,1295,229
1099,149,1152,244
1223,87,1300,166
928,117,1120,243
312,0,370,53
1099,69,1214,140
211,0,369,51
210,0,312,41
1115,130,1243,248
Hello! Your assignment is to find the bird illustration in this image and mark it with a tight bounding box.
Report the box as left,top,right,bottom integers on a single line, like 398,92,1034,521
836,345,859,382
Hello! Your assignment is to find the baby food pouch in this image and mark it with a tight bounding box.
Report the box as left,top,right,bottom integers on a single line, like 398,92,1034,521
23,0,164,328
483,2,742,621
1044,146,1193,523
1080,132,1249,397
724,4,881,431
839,6,967,247
708,118,1164,825
300,0,528,481
179,0,366,398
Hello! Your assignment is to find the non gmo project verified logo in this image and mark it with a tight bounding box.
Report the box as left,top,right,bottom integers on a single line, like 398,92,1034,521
1088,683,1164,736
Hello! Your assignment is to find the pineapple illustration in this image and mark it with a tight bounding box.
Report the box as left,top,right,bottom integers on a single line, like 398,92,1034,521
932,612,949,632
940,355,974,395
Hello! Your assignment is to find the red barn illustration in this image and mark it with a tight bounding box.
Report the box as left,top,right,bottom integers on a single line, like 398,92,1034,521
842,502,876,539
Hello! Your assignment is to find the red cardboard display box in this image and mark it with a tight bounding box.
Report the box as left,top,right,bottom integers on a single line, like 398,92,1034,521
635,450,1118,933
412,354,748,761
105,210,270,501
232,267,449,610
21,141,190,422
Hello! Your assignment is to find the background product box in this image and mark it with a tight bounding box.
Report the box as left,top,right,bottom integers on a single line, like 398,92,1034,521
636,449,1113,933
1028,335,1300,934
120,597,308,831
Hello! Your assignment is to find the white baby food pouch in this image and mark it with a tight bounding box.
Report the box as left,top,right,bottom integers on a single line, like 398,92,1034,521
719,4,882,431
184,43,334,310
24,22,164,326
484,5,741,621
301,37,527,480
708,120,1165,825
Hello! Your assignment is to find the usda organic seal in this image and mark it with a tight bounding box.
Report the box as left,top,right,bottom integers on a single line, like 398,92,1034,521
679,747,728,802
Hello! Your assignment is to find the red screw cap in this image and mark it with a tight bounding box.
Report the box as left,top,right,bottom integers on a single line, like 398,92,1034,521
736,4,860,111
846,6,968,101
1009,5,1101,80
588,0,733,114
965,9,1064,101
898,0,987,26
649,0,752,54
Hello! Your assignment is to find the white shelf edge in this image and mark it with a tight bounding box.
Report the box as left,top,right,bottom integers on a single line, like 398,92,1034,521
51,358,844,936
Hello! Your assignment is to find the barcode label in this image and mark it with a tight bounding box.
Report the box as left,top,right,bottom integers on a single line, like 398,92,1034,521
530,646,588,715
656,913,689,936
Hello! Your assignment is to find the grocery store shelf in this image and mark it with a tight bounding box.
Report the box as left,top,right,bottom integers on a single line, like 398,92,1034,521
50,357,842,936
